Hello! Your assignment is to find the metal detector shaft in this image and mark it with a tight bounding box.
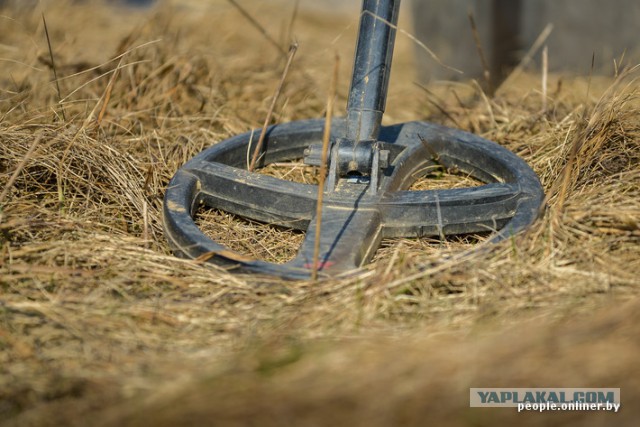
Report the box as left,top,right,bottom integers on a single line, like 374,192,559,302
346,0,400,143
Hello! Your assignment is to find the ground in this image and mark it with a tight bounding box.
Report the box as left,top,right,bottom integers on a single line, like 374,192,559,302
0,1,639,426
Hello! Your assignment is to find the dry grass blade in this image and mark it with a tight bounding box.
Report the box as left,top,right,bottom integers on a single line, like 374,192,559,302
468,11,492,94
96,56,124,127
0,134,42,205
362,9,462,75
227,0,288,58
42,13,66,121
248,43,298,172
285,0,300,46
541,45,549,112
311,54,339,281
496,23,553,95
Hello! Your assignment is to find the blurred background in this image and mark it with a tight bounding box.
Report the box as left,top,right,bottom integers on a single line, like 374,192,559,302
412,0,640,86
3,0,638,87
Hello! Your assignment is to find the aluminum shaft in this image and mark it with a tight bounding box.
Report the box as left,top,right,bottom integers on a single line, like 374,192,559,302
345,0,400,143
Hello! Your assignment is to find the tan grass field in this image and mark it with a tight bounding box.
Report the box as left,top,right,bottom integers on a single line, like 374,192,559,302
1,1,639,426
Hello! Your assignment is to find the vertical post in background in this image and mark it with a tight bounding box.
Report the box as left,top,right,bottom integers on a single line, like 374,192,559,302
491,0,522,86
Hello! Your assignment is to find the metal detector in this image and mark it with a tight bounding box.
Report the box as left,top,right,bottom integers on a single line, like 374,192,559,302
163,0,544,279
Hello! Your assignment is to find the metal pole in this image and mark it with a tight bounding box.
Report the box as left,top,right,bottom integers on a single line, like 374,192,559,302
345,0,401,143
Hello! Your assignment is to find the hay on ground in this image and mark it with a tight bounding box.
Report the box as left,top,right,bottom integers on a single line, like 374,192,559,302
0,1,638,425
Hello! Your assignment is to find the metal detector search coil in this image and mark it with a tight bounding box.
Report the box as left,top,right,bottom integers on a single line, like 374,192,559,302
163,0,544,279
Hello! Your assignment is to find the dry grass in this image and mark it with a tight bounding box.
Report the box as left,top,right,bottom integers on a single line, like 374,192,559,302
1,1,639,426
